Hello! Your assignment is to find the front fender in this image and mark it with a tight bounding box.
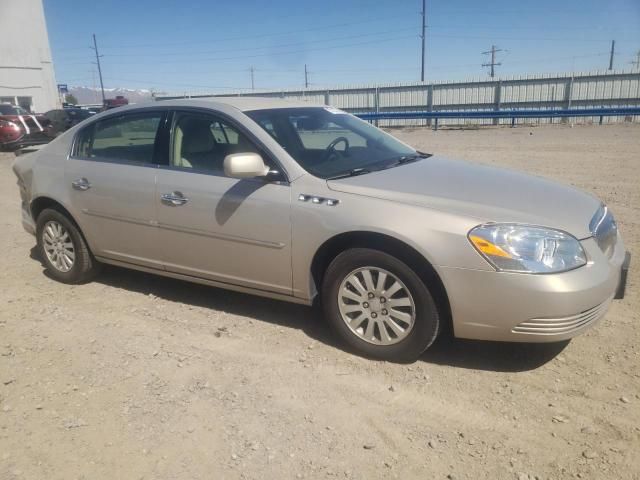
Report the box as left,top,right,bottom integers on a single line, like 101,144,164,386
290,177,492,300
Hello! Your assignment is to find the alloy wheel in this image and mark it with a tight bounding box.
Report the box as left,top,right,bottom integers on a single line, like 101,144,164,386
338,267,416,345
42,220,75,273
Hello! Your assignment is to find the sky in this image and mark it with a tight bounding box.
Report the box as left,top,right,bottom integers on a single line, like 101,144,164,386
45,0,640,95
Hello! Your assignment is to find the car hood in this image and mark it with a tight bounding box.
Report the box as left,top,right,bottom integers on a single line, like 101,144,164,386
326,155,600,239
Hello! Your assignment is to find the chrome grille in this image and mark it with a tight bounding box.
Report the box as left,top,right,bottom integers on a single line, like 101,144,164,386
589,205,617,258
512,297,612,335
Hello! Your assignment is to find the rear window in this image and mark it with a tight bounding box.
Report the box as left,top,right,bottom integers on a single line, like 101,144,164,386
74,112,163,164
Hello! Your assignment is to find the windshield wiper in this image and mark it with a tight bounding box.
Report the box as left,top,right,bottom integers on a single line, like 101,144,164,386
382,152,431,170
326,168,372,180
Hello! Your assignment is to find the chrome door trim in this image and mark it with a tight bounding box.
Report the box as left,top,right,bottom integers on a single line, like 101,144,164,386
155,222,286,249
80,209,158,227
154,163,290,186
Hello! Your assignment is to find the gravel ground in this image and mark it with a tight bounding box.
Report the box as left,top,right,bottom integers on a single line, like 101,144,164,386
1,124,639,480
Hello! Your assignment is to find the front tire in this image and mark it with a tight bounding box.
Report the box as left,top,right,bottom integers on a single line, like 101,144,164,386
322,248,440,362
36,208,100,283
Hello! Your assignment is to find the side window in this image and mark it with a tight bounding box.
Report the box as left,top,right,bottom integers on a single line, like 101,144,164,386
75,124,93,157
210,121,239,145
171,113,265,175
256,118,279,141
75,112,163,164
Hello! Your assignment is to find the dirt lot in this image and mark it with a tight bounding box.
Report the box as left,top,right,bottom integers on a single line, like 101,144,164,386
1,124,639,480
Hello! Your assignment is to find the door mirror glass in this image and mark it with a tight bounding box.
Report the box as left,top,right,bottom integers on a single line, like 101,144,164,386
224,152,269,179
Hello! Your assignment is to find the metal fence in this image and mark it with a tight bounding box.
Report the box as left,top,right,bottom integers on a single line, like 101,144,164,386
156,70,640,127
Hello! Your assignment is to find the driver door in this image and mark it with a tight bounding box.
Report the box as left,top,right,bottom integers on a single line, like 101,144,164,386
155,110,293,295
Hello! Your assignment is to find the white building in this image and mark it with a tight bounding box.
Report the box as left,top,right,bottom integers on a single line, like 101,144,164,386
0,0,60,112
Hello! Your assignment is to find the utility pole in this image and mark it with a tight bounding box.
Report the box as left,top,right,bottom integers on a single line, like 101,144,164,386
90,68,98,103
250,66,255,91
420,0,426,82
90,34,106,106
482,45,503,78
304,64,309,88
608,40,616,70
631,50,640,69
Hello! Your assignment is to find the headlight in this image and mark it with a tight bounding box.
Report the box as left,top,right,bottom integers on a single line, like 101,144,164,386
468,224,587,274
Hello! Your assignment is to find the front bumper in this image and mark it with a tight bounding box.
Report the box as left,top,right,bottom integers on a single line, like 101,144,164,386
441,236,628,343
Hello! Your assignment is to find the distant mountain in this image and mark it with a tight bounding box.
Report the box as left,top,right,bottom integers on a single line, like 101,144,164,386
68,86,162,105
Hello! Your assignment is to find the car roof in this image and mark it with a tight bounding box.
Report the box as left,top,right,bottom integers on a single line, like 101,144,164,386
154,96,324,112
82,97,328,124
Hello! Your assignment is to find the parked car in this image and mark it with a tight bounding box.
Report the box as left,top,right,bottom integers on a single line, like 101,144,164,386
103,96,129,110
0,104,55,150
44,108,95,136
11,98,630,361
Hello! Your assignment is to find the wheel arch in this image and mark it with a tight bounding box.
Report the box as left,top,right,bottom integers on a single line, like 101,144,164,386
31,196,79,227
310,231,452,332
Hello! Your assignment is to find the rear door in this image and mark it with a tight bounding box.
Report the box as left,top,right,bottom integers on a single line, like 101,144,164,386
65,110,167,268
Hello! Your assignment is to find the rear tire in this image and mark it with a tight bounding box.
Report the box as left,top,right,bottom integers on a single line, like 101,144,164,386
322,248,440,362
36,208,100,284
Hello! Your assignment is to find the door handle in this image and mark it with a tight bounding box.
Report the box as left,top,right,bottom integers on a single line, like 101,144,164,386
161,191,189,206
72,178,91,191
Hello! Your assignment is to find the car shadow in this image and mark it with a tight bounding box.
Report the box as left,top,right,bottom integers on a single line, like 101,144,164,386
215,179,265,225
29,247,568,372
420,335,569,372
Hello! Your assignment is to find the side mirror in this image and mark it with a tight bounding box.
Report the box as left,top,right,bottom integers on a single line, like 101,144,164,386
223,152,269,179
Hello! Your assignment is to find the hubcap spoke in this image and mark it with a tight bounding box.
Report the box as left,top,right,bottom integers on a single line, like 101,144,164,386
375,271,387,294
341,304,363,315
361,269,376,292
341,288,363,303
389,309,412,324
338,267,415,346
363,318,376,340
351,314,368,329
347,276,367,296
384,280,402,298
388,297,411,308
384,317,406,337
376,320,391,343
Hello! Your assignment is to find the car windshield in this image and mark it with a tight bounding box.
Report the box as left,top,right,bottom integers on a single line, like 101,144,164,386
0,104,30,115
246,107,419,179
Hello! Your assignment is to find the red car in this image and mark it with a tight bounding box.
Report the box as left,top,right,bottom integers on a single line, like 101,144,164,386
0,104,55,150
103,95,129,110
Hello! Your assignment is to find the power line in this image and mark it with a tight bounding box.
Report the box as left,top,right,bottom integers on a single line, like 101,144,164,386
95,33,418,66
97,27,418,59
428,32,623,43
482,45,503,77
62,50,618,91
97,14,414,50
56,32,416,66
